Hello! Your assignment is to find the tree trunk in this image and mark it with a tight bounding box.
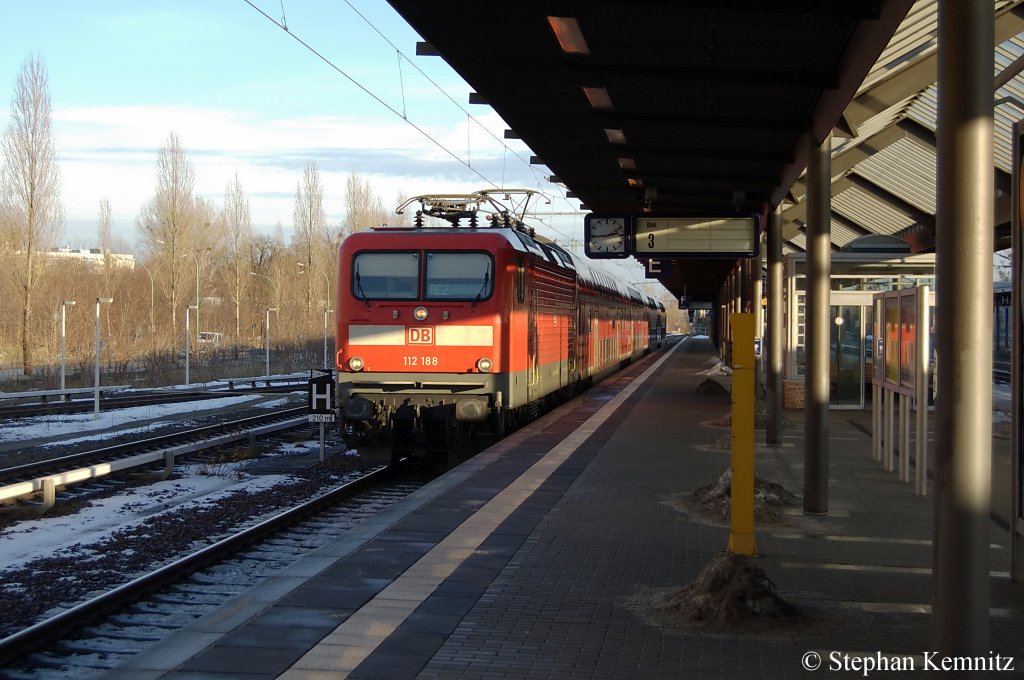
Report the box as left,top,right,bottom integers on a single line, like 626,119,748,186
21,282,32,376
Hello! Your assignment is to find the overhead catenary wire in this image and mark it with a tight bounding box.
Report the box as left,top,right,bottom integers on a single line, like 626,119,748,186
244,0,496,190
340,1,541,177
339,0,585,242
244,1,584,246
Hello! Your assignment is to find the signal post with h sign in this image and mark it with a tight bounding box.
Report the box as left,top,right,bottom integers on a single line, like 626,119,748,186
308,369,337,462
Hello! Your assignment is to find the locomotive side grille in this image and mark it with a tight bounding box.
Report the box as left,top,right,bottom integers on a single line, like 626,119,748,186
532,265,575,309
532,264,577,386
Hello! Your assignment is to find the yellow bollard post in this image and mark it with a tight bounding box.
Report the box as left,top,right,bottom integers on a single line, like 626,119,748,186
728,312,757,556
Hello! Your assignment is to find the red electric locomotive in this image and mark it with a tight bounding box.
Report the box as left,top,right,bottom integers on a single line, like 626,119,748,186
335,190,664,460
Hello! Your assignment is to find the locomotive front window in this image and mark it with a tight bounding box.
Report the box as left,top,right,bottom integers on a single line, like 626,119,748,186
425,252,493,301
353,252,419,300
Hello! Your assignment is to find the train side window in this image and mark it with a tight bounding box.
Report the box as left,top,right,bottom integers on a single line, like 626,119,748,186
353,251,419,300
516,256,525,303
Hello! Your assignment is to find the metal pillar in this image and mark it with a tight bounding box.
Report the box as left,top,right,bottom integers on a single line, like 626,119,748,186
265,308,273,376
899,394,910,482
185,306,191,385
1013,121,1024,582
872,297,883,462
766,208,783,446
915,287,930,496
729,313,757,556
93,297,113,419
933,0,993,659
884,388,895,472
722,272,731,357
741,258,751,313
803,133,831,514
752,241,764,402
60,300,75,391
733,266,742,315
94,299,101,418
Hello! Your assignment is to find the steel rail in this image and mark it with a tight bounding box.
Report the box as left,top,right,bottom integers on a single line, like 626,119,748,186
0,407,310,503
0,386,301,419
0,464,394,667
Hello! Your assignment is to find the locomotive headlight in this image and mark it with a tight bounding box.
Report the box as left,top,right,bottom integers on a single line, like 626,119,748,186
476,357,493,373
348,356,365,371
413,306,429,321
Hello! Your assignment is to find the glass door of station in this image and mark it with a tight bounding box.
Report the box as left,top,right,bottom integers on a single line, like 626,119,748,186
829,292,875,409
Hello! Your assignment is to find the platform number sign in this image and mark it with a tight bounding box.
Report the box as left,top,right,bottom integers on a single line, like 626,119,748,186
308,370,336,423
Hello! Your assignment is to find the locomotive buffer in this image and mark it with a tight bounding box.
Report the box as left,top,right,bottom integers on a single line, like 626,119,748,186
308,369,336,462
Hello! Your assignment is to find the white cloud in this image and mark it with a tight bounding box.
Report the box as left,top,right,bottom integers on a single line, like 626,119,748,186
47,104,547,245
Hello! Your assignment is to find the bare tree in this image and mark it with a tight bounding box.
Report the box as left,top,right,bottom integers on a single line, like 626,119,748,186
252,229,279,272
136,131,194,342
222,173,252,348
293,161,327,319
391,191,412,226
0,55,63,376
334,174,390,312
97,197,113,296
97,197,112,252
189,195,224,342
342,173,388,238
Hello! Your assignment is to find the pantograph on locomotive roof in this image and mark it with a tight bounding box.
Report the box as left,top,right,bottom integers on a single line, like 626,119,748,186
395,189,550,231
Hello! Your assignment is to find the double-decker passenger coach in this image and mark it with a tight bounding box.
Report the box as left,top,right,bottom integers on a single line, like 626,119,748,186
335,190,663,462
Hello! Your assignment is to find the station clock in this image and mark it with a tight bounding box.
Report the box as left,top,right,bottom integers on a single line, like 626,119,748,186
584,214,631,258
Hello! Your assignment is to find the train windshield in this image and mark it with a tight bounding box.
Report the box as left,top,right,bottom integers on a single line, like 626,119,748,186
425,252,493,301
352,252,419,300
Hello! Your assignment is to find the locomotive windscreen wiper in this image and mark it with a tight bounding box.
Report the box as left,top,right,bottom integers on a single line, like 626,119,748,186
472,266,490,307
354,264,370,308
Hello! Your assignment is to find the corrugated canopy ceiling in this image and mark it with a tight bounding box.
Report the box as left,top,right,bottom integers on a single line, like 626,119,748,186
387,0,1024,301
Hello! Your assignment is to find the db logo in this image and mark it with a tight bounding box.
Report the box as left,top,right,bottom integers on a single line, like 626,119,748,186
407,326,434,345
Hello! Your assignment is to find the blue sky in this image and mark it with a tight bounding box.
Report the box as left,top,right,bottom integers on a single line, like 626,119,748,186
0,1,581,250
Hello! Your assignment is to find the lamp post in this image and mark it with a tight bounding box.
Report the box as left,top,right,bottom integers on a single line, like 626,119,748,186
265,307,278,376
324,306,334,369
250,269,273,290
298,262,331,305
185,304,197,384
298,263,334,369
94,297,113,419
153,240,192,338
60,299,76,390
191,248,210,343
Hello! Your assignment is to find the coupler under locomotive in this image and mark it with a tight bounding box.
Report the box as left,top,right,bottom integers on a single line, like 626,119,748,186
341,393,500,466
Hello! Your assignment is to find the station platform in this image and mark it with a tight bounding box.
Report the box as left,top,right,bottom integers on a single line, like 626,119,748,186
111,335,1024,679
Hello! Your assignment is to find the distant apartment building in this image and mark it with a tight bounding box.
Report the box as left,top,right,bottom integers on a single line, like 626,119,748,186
46,247,135,269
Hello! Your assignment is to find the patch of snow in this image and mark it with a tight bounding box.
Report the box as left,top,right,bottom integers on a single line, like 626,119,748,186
0,394,295,446
0,463,293,573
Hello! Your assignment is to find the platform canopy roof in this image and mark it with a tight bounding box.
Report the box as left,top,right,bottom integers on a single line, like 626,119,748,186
386,0,1024,301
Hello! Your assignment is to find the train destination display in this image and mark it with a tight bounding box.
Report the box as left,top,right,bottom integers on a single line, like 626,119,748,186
634,216,759,257
584,213,760,259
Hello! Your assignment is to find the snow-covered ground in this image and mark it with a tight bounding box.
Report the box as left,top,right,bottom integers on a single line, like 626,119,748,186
0,393,299,446
1,461,289,571
0,392,329,575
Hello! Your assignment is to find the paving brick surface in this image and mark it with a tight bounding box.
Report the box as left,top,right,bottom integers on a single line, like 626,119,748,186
113,337,1024,679
409,339,1024,679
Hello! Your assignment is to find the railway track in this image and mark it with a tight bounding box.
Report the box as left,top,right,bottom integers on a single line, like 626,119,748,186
0,462,432,678
0,385,300,420
993,360,1011,386
0,407,310,509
